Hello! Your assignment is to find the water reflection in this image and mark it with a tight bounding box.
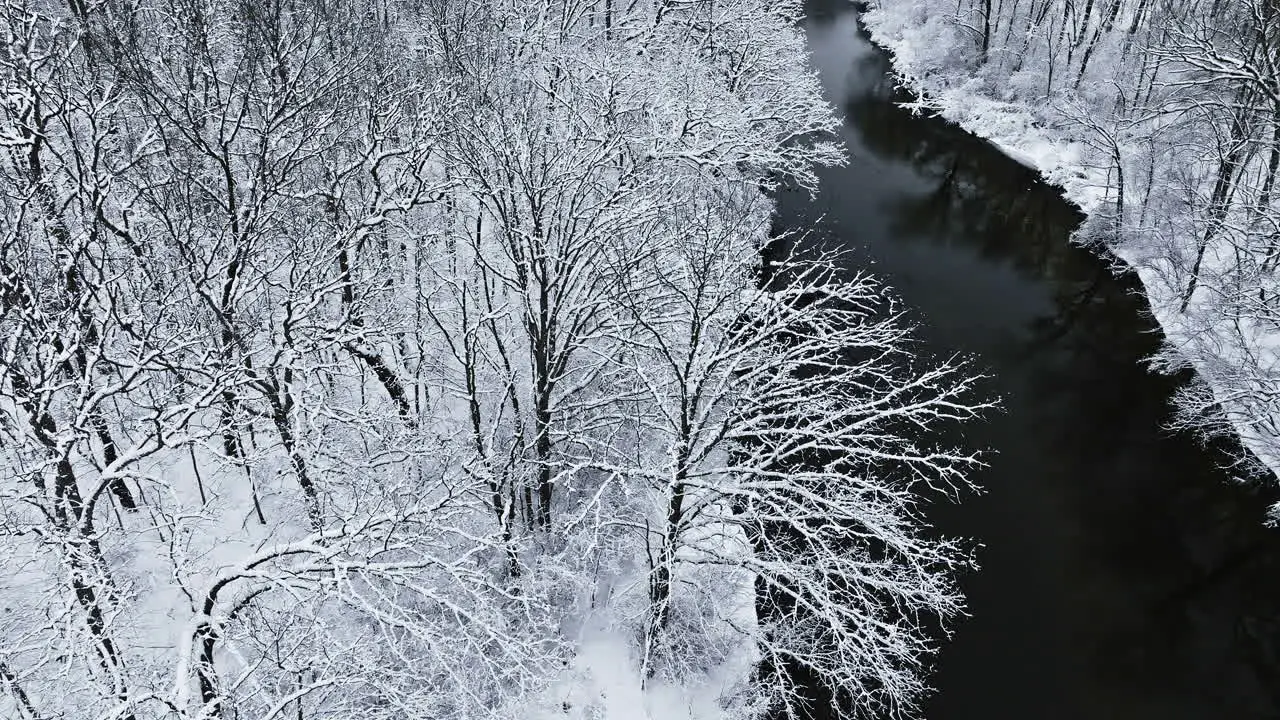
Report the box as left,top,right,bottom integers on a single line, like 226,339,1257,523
774,2,1280,718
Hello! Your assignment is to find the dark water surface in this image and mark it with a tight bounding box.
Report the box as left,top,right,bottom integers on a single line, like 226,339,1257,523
777,2,1280,718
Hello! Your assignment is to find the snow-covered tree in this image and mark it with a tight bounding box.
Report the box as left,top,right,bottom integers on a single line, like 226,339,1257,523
607,181,984,716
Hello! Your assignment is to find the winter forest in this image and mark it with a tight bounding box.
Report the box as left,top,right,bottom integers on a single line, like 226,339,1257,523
0,0,998,718
8,0,1280,716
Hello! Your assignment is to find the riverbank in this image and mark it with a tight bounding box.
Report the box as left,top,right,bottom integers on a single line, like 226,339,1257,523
858,3,1280,505
786,6,1280,715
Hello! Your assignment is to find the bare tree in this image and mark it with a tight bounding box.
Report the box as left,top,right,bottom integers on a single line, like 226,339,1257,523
610,183,986,714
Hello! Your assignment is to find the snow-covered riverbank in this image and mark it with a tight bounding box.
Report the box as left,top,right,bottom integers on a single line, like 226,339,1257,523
860,3,1280,507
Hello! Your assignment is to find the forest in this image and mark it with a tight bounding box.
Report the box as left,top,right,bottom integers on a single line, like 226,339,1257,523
0,1,989,718
864,0,1280,495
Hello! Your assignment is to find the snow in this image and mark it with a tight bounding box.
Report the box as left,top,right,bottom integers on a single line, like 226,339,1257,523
552,630,747,720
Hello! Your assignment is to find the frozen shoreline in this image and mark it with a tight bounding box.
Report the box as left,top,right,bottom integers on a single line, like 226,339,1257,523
859,8,1280,498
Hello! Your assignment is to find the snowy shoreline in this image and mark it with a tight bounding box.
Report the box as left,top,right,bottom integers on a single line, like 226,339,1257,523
859,8,1280,498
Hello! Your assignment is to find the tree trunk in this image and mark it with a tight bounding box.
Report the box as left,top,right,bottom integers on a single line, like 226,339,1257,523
1183,88,1254,311
644,478,686,675
1075,0,1123,87
9,372,133,719
982,0,993,60
267,386,321,529
344,343,416,424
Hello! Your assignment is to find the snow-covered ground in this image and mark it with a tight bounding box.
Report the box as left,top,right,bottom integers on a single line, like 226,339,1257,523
860,6,1280,503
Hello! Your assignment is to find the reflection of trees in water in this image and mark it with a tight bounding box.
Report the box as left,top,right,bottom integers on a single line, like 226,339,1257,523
849,86,1161,366
845,93,1081,277
804,0,851,24
830,34,1280,713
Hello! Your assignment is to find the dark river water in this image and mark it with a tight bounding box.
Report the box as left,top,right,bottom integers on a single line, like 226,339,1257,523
775,2,1280,718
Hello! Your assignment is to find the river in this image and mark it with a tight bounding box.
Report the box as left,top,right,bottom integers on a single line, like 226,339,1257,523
772,2,1280,718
